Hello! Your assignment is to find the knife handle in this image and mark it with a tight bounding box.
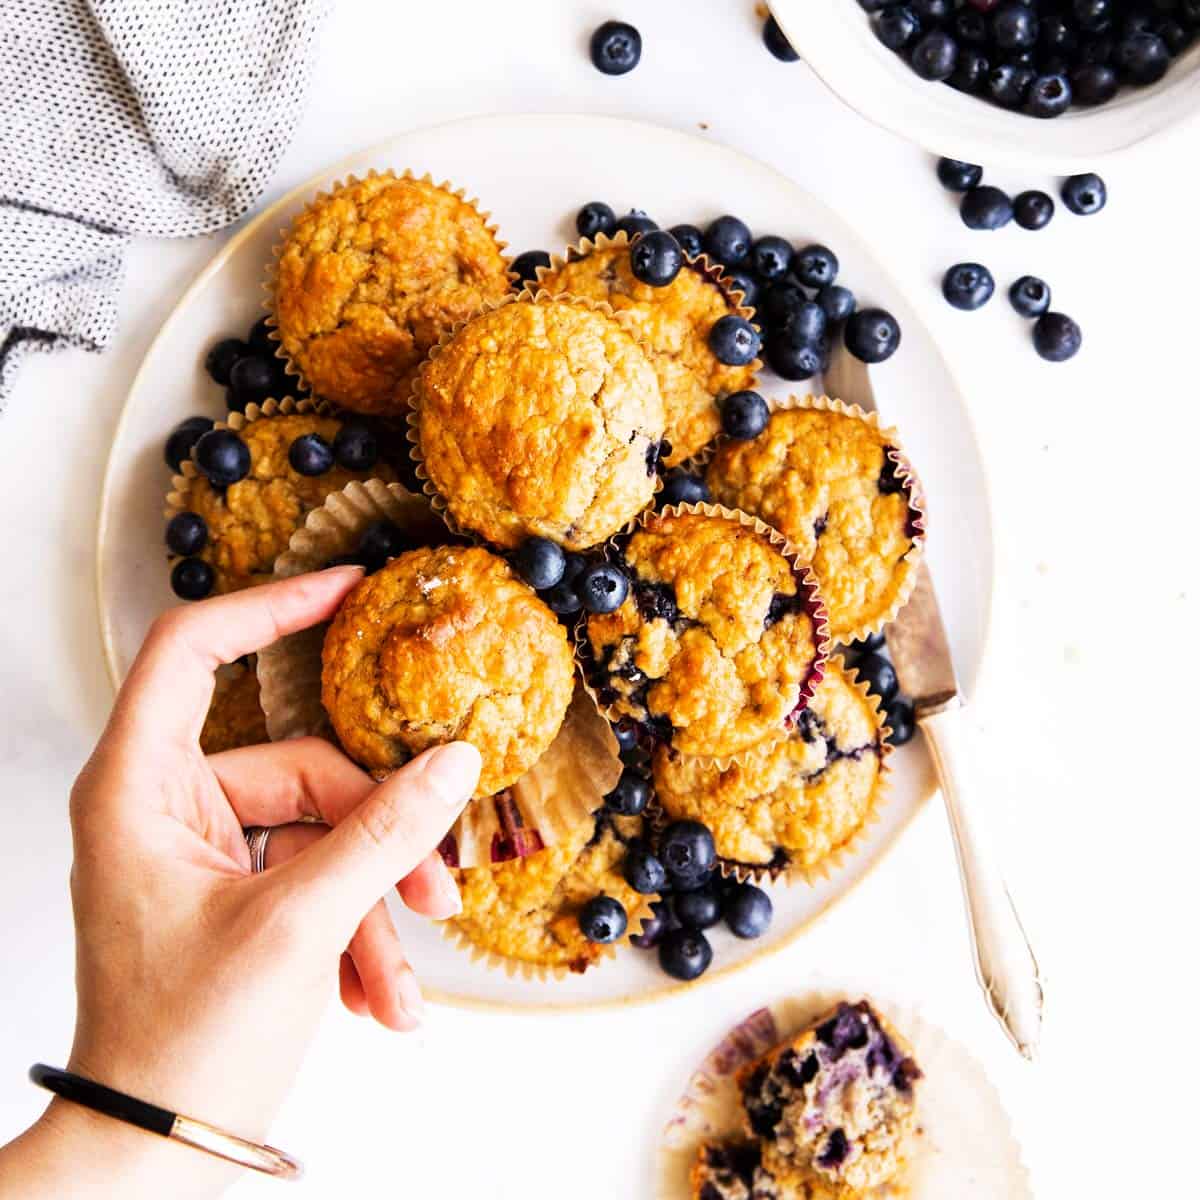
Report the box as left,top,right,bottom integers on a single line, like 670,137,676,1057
918,701,1044,1060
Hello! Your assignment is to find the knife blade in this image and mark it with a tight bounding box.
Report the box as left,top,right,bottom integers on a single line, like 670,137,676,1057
822,342,1044,1060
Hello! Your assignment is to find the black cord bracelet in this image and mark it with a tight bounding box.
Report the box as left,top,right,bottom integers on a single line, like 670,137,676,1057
29,1064,302,1181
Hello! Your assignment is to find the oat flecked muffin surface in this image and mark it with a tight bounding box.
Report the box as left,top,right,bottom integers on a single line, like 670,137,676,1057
272,174,511,414
413,297,666,550
321,545,575,797
707,404,923,643
537,241,756,465
449,811,646,973
175,413,396,593
200,659,268,754
585,511,825,760
653,660,886,874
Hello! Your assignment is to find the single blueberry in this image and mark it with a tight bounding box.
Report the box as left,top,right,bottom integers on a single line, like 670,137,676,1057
579,895,628,943
1040,14,1079,57
590,20,641,75
885,697,916,747
166,512,208,557
1079,33,1116,64
204,337,249,386
856,651,900,702
581,562,630,614
246,316,275,357
170,557,215,601
1026,73,1072,117
910,31,958,81
631,230,684,287
1033,312,1082,362
875,7,921,53
288,433,334,476
960,186,1014,230
724,269,759,311
936,158,983,193
768,338,825,381
763,14,799,62
658,471,710,508
659,820,717,888
818,284,856,324
793,243,838,289
630,900,676,949
941,262,996,311
623,841,668,895
954,9,988,45
544,580,583,616
615,210,658,239
673,883,722,931
751,235,794,282
194,429,251,486
703,215,753,268
514,536,566,590
1013,190,1054,230
577,201,617,240
1116,32,1170,84
228,355,275,406
358,519,415,571
1061,172,1107,216
658,928,713,980
163,416,214,471
1009,275,1051,318
709,315,761,366
760,277,809,330
783,300,827,344
721,390,769,441
605,770,651,817
511,250,551,286
669,223,704,259
911,0,950,20
1156,20,1194,57
987,62,1035,107
723,882,773,939
332,422,379,472
612,719,640,754
992,3,1039,51
845,308,902,364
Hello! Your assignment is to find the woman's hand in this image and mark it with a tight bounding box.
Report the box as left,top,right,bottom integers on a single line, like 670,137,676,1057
0,567,480,1199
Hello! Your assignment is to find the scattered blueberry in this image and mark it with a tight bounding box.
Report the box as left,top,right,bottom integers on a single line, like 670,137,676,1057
884,697,916,747
721,390,769,441
514,536,566,590
1033,311,1082,361
855,652,899,703
512,250,551,286
358,519,414,571
763,14,800,62
332,422,378,472
228,355,275,407
590,20,641,76
673,883,722,931
703,215,753,269
961,186,1014,231
165,511,208,557
845,308,902,364
163,416,214,472
623,841,668,895
288,433,334,476
936,158,983,193
784,300,827,344
658,471,710,508
606,770,651,817
170,557,215,601
577,201,617,240
1008,275,1051,318
659,820,716,889
581,562,630,614
630,230,684,287
544,579,583,616
1061,172,1106,216
794,244,838,289
669,223,704,259
194,429,251,487
751,236,794,281
767,338,826,382
709,315,761,366
630,900,677,949
204,337,249,386
817,284,856,324
615,210,658,239
910,31,959,81
246,316,275,357
579,895,628,943
723,882,774,939
658,928,713,980
1013,190,1055,230
760,277,809,329
724,270,759,310
941,262,995,311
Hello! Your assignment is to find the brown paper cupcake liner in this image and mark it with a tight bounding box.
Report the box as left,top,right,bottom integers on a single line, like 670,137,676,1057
405,288,665,549
657,987,1032,1200
255,478,619,869
261,168,513,410
575,502,832,773
647,654,894,887
701,394,928,646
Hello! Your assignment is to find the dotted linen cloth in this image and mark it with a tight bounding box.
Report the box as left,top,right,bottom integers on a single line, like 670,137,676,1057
0,0,331,407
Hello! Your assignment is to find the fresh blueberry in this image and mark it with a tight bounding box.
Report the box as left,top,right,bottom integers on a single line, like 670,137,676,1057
659,820,716,889
992,3,1039,51
579,895,628,943
941,262,995,311
1033,312,1082,362
884,697,916,747
631,230,684,287
561,553,587,585
751,236,794,282
544,580,583,616
658,471,710,508
949,47,990,96
577,201,617,240
514,536,566,590
511,250,551,285
246,316,275,357
623,841,668,894
606,770,651,817
954,9,988,44
1116,32,1170,84
818,284,856,324
760,277,809,330
358,519,414,571
1079,33,1116,65
288,433,334,476
723,882,773,939
960,186,1014,230
721,390,769,441
228,355,275,407
703,216,753,269
630,900,676,949
767,338,825,382
845,308,902,364
590,20,641,75
1041,13,1079,57
910,31,959,81
612,719,640,754
1013,190,1054,230
724,270,759,311
170,557,215,601
763,14,800,62
1157,20,1194,57
1026,73,1072,117
165,512,208,557
1062,172,1106,216
674,883,722,931
658,928,713,980
581,562,629,614
194,429,251,486
793,244,838,289
615,210,658,239
163,416,214,471
911,0,950,20
1008,275,1051,318
1075,0,1115,34
875,7,921,52
936,158,984,193
855,651,899,702
784,301,827,344
332,422,378,472
987,62,1035,107
204,337,249,386
709,315,761,366
669,223,704,259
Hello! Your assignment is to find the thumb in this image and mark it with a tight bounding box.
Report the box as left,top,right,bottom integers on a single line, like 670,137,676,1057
280,741,480,936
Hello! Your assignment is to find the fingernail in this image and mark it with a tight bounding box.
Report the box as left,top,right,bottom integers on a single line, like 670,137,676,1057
323,563,366,576
396,968,425,1024
422,742,482,807
432,869,463,919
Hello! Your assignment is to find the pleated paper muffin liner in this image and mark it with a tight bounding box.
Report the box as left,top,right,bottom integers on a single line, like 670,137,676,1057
261,168,513,416
657,987,1032,1200
531,230,762,467
255,478,618,869
575,502,832,772
405,288,665,551
702,394,928,647
647,654,894,887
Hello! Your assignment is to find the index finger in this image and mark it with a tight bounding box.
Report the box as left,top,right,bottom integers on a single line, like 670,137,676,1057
110,566,363,747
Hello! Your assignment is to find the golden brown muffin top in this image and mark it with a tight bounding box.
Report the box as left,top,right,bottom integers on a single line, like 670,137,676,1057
179,413,395,593
199,659,268,755
586,512,823,759
273,175,510,414
414,298,665,550
707,406,921,643
321,545,575,797
654,661,885,870
450,813,645,972
537,244,755,466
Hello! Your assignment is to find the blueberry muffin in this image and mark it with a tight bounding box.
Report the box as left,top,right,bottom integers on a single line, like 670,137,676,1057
653,660,886,876
690,1143,843,1200
706,403,924,643
199,659,268,754
171,412,396,594
321,545,575,797
449,810,647,973
584,510,826,760
413,296,665,550
272,174,510,414
536,238,756,465
737,1001,921,1196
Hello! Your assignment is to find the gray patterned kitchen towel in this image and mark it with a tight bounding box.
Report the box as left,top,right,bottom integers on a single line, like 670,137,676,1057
0,0,332,406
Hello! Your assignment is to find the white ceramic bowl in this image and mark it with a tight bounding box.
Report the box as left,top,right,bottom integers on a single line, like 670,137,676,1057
770,2,1200,170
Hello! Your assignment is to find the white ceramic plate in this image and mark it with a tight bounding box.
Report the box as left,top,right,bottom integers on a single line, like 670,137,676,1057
771,2,1200,171
96,113,993,1010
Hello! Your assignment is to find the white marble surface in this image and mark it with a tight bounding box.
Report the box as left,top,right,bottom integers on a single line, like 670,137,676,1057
0,3,1195,1197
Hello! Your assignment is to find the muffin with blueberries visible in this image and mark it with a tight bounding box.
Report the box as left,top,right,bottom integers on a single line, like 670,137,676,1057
199,658,268,755
448,809,649,974
535,233,758,466
272,173,511,415
412,295,665,550
653,659,888,879
583,509,827,760
321,544,575,798
166,410,396,599
706,399,924,644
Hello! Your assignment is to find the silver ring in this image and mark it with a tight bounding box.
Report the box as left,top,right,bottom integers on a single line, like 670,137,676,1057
244,827,271,874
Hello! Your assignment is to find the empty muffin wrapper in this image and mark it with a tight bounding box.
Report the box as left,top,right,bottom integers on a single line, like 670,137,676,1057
657,988,1031,1200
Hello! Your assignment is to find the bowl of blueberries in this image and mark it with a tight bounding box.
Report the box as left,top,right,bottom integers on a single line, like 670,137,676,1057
768,0,1200,169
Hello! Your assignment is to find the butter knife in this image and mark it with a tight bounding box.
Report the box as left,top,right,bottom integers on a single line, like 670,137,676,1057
824,344,1044,1060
